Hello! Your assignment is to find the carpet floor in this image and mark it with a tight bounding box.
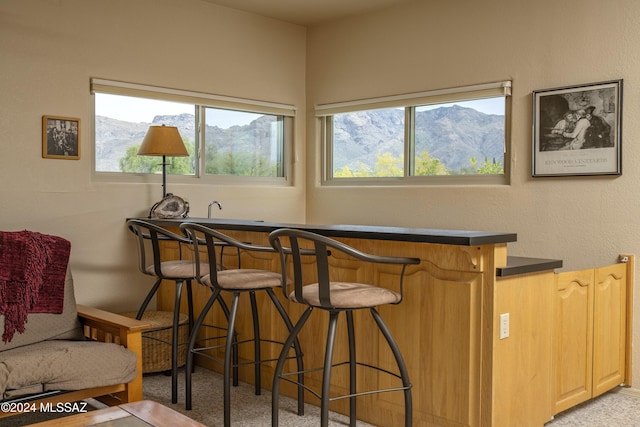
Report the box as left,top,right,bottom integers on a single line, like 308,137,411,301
3,369,640,426
143,368,640,427
142,368,375,426
545,389,640,426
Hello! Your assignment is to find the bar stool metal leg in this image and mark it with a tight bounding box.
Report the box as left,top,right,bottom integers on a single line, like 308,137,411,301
346,311,357,427
135,278,162,320
223,293,241,427
186,289,237,410
250,291,262,396
321,311,339,427
185,287,218,410
266,288,305,416
272,307,313,426
186,280,194,335
171,280,184,404
134,276,193,404
371,307,413,427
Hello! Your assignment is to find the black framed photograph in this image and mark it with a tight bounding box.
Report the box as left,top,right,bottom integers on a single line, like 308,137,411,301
532,80,622,177
42,115,80,160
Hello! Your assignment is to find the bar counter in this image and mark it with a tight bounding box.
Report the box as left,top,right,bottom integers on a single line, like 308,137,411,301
142,217,562,426
145,217,561,276
147,217,518,245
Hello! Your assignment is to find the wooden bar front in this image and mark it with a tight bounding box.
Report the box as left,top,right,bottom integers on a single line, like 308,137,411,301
142,218,630,427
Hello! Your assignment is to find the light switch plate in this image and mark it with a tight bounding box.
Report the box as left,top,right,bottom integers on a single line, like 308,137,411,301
500,313,510,339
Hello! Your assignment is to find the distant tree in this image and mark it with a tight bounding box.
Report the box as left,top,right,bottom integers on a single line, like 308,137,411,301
205,150,278,176
374,152,403,177
335,150,449,177
477,157,504,174
414,151,449,176
119,137,282,176
463,157,503,175
119,139,195,174
332,150,503,178
333,154,402,177
334,162,372,177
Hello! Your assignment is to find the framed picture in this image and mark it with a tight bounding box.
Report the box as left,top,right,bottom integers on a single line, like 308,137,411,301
42,115,80,160
532,79,622,177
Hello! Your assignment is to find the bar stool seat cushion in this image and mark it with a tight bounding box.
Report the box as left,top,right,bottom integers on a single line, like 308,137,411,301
290,282,402,309
201,269,282,290
144,260,209,279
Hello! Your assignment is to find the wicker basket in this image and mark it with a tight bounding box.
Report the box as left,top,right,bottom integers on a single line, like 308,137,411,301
121,310,189,374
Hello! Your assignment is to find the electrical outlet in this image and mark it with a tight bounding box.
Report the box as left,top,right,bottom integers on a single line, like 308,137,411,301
500,313,510,339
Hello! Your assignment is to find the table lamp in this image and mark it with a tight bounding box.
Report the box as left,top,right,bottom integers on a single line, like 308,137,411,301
137,125,188,198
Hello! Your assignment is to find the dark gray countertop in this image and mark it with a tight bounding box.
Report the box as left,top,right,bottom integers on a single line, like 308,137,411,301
141,217,518,246
137,218,561,276
496,256,563,277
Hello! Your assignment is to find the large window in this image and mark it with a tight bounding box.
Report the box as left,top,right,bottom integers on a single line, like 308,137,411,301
319,81,511,185
92,79,294,184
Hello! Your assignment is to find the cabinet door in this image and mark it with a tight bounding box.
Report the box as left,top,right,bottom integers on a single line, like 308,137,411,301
592,263,626,397
552,269,594,415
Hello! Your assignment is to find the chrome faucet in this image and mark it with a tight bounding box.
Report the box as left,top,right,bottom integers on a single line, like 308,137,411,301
208,200,222,218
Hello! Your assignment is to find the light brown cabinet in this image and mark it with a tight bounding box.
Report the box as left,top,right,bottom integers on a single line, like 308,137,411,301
552,258,632,415
492,270,555,426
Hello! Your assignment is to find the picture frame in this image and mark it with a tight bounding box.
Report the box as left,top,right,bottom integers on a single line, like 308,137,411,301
42,115,80,160
532,79,622,177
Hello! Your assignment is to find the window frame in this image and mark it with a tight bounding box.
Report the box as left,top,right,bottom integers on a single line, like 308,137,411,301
90,78,295,186
319,81,512,186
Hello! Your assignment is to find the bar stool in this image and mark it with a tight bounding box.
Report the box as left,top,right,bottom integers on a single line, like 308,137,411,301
127,219,210,404
268,228,421,427
179,222,305,427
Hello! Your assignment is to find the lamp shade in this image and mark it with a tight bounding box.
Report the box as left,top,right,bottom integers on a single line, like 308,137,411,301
137,125,188,157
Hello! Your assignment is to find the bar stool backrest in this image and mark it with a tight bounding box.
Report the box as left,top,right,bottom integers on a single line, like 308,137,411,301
179,222,276,289
126,219,192,280
268,228,421,309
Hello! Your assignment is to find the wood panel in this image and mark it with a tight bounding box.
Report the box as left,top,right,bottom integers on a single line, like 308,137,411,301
552,258,632,417
552,269,594,414
592,263,626,397
377,260,483,426
493,271,554,426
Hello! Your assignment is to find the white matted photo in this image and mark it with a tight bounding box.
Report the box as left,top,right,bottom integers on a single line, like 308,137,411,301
532,80,622,177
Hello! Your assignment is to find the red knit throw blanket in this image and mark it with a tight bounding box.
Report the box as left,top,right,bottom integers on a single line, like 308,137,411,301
0,230,71,342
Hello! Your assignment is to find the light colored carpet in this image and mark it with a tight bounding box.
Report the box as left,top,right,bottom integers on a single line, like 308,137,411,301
142,368,375,426
1,374,639,426
545,389,640,426
143,368,640,427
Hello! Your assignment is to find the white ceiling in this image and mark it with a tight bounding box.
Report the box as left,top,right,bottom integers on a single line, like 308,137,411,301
199,0,416,26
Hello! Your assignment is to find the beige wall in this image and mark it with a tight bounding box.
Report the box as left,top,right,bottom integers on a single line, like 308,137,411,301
3,0,640,397
306,0,640,391
0,0,307,310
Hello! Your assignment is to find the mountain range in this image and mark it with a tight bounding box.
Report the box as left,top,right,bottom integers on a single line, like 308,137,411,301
95,105,504,173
